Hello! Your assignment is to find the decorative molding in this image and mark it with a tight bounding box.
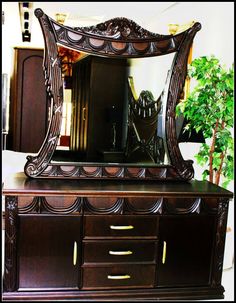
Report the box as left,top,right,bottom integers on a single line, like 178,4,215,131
49,15,185,58
165,22,201,180
18,196,82,214
38,164,174,180
164,198,201,214
14,195,219,215
211,198,229,286
124,198,163,214
3,196,18,292
76,17,164,40
84,198,124,214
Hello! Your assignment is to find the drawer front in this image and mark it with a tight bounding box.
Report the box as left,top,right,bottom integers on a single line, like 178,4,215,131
84,215,158,238
82,265,156,289
83,240,158,264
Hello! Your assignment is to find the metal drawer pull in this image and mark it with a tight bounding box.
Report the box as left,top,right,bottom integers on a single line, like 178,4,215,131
82,107,86,121
109,225,134,230
107,274,131,280
109,250,133,255
162,241,167,264
73,241,77,266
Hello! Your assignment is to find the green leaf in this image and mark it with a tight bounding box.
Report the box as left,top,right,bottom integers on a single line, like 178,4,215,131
182,55,234,188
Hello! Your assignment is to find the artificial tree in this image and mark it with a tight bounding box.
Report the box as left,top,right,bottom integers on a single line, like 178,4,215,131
176,55,234,188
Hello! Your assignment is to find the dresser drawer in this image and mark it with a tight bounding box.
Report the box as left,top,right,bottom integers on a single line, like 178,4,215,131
82,265,156,289
83,240,158,264
84,215,158,239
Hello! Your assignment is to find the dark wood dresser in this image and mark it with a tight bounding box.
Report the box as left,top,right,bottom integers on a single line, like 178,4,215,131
2,173,233,301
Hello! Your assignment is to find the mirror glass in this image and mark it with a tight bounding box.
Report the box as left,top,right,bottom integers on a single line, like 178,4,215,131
51,47,176,166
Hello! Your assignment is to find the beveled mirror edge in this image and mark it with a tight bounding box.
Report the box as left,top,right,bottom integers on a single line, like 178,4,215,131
24,8,201,181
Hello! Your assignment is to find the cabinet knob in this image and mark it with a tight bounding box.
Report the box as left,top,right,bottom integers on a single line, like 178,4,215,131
107,274,131,280
109,250,133,255
109,225,134,230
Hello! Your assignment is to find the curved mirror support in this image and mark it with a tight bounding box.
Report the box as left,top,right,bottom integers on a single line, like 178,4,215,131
24,8,201,180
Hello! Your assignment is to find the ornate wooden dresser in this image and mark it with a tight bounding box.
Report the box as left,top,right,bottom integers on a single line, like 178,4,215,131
2,173,233,301
2,8,233,301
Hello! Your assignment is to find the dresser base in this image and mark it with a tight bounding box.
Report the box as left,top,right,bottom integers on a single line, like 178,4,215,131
2,286,225,301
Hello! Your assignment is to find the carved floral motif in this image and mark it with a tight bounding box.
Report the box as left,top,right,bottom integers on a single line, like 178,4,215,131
212,198,229,286
75,17,164,40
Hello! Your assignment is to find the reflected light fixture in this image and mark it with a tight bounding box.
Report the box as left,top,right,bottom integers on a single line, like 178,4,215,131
55,12,68,25
55,13,83,89
18,2,33,42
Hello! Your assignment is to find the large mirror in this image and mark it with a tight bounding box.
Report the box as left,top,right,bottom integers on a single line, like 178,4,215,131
52,52,176,166
24,8,201,181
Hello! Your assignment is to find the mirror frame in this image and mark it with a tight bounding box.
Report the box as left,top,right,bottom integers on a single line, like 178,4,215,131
24,8,201,181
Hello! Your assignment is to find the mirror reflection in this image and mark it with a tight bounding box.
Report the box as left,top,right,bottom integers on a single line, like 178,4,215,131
52,47,176,166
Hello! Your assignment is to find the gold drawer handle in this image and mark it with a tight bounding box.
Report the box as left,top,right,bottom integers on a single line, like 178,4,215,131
109,250,133,255
82,107,86,121
107,274,131,280
162,241,167,264
109,225,134,230
73,241,77,266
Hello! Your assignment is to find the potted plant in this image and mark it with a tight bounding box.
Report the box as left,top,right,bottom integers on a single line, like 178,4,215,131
176,55,234,188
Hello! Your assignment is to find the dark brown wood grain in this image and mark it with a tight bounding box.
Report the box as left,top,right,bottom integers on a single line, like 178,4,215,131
17,214,82,290
2,173,233,301
83,240,158,264
2,7,233,301
3,173,233,198
83,215,159,239
7,48,48,153
81,264,156,289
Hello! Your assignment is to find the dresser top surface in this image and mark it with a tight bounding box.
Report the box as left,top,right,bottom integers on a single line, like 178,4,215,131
2,173,233,198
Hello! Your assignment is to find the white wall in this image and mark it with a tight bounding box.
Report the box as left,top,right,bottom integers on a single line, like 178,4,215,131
2,1,234,268
148,2,234,67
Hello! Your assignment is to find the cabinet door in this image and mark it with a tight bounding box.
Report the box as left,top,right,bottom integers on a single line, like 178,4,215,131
8,48,48,152
71,56,128,160
18,215,81,290
157,215,215,287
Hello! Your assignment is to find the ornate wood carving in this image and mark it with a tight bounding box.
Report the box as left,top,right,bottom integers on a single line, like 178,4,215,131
211,198,229,286
39,164,171,179
13,195,220,216
124,197,163,214
84,197,124,214
24,8,201,181
3,179,232,301
50,15,185,58
3,196,18,292
164,198,201,214
165,22,201,179
75,17,164,40
18,196,82,214
125,85,162,163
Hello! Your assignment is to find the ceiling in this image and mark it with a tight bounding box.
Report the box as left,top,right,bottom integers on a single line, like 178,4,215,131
30,2,178,26
2,1,180,70
2,2,179,30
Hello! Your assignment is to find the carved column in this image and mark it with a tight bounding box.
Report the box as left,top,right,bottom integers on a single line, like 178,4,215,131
3,196,18,291
211,198,229,286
